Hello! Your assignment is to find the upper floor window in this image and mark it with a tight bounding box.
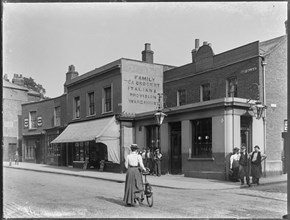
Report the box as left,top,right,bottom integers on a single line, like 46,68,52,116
201,83,210,101
227,77,238,97
88,92,95,116
103,86,112,113
192,118,212,158
29,111,37,129
74,96,80,119
54,106,61,127
177,89,186,106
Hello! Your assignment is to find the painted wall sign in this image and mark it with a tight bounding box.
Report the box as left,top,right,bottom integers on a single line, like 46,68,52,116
240,66,257,74
37,116,42,127
24,118,29,128
121,59,163,114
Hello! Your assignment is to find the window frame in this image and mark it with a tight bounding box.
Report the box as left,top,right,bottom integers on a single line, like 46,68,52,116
191,118,212,158
227,77,238,98
54,106,61,127
102,85,113,113
29,111,37,129
177,89,186,106
87,91,95,116
74,96,80,119
200,83,211,102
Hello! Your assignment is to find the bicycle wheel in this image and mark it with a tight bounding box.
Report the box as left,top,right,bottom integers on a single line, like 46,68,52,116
146,193,153,207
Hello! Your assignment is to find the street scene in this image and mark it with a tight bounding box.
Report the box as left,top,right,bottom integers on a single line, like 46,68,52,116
2,2,288,219
3,165,287,218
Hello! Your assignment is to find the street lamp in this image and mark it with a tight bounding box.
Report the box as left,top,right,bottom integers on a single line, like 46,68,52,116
250,101,267,120
154,93,167,150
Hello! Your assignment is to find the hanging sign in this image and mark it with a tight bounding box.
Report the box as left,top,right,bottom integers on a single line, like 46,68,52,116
284,120,288,132
37,116,42,127
24,118,29,128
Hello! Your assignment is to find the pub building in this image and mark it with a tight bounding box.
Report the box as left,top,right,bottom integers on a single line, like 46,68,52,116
21,35,286,180
133,37,286,180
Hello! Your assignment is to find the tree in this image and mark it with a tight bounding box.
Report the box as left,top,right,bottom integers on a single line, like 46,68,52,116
23,77,50,99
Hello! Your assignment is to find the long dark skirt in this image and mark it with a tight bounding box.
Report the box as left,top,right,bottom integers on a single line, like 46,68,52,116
123,167,144,205
251,163,262,179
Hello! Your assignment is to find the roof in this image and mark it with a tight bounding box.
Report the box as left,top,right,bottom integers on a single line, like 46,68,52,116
66,58,176,87
259,35,287,56
3,80,29,91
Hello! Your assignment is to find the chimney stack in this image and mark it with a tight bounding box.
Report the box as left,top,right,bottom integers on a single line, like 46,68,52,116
142,43,154,64
12,74,24,86
203,41,208,45
64,65,79,93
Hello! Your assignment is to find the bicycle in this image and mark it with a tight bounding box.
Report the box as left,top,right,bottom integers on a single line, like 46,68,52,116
142,168,153,207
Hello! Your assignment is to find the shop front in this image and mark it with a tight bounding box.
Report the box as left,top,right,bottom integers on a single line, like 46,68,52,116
50,116,133,172
134,98,265,180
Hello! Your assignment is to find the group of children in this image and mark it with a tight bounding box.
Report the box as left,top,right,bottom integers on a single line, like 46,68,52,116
138,148,163,177
230,145,267,186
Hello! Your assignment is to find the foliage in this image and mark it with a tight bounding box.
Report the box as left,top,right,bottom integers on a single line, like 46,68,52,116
23,77,50,99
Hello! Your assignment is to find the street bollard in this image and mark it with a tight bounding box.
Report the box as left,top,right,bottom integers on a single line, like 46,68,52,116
9,159,12,166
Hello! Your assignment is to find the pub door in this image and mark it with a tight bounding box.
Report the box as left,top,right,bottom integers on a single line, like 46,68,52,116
170,122,182,174
240,116,252,153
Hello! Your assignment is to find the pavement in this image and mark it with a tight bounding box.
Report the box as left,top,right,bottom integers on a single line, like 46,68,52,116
3,161,287,190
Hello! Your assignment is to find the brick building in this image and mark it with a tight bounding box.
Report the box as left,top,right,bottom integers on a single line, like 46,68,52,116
21,94,67,164
22,44,174,172
134,36,286,179
3,74,41,161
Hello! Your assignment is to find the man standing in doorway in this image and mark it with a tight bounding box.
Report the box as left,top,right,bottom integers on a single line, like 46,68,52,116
239,145,251,187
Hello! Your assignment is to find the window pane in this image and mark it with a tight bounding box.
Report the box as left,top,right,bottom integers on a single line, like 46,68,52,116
104,87,112,112
30,111,37,129
227,77,237,97
54,107,61,126
192,118,212,158
75,97,80,118
88,92,95,115
178,89,186,106
202,84,210,101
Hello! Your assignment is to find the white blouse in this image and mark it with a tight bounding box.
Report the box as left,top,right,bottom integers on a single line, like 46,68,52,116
125,152,146,171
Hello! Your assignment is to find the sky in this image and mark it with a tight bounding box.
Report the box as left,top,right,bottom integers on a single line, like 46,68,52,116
3,2,287,98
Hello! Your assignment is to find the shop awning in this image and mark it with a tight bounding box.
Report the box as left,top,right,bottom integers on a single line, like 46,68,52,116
51,116,120,164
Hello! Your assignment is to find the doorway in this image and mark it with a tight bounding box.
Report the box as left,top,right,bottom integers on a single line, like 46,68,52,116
240,116,252,153
170,122,182,174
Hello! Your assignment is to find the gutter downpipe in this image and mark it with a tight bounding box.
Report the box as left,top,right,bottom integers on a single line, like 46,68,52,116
261,58,267,177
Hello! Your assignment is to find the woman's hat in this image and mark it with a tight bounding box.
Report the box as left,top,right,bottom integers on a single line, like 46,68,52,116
254,145,260,150
130,144,139,150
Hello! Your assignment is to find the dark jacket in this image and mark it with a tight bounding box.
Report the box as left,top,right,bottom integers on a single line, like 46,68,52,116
239,153,248,166
251,151,261,165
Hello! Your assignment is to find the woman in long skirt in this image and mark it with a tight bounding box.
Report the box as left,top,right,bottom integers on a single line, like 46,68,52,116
123,144,147,206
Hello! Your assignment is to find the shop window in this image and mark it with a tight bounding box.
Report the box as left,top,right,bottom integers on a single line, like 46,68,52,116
88,92,95,116
146,125,159,150
177,89,186,106
201,83,210,101
54,106,61,126
227,77,238,97
103,86,112,113
29,111,37,129
74,142,85,161
192,118,212,158
74,96,80,119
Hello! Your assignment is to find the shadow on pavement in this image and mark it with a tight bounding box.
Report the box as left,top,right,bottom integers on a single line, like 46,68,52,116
95,196,125,207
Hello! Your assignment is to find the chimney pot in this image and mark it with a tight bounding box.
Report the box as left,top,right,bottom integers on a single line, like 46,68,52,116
195,39,200,49
145,43,151,51
203,41,208,45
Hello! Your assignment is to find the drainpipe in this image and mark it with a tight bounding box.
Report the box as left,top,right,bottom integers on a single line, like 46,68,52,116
261,58,267,177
